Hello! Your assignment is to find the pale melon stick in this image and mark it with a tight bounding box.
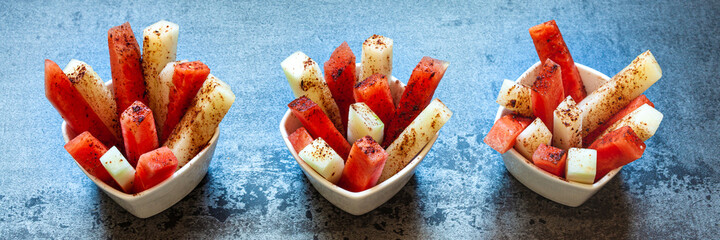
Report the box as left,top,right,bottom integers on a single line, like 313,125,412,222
164,74,235,166
360,35,393,82
566,148,597,184
299,138,345,184
515,118,552,160
596,104,663,141
553,96,583,150
378,99,452,183
142,20,179,125
578,50,661,136
496,79,532,117
347,102,384,144
63,59,120,139
281,51,344,134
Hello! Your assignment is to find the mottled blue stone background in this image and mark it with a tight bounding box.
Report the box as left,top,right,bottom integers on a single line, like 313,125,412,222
0,0,718,238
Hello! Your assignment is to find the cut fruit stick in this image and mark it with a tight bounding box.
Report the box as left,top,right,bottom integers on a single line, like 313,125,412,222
383,56,449,147
288,96,351,159
589,126,646,182
496,79,532,117
120,101,159,167
159,61,211,142
347,102,384,144
281,51,344,134
142,20,179,126
100,146,136,193
565,148,597,184
595,104,663,142
324,42,357,132
63,59,120,140
531,58,564,133
532,144,568,178
299,138,345,184
64,132,120,190
529,20,587,102
133,146,178,193
45,59,119,148
108,22,149,116
354,73,395,126
338,136,388,192
553,96,583,150
288,127,313,154
579,50,662,136
165,74,235,167
154,61,184,135
484,113,533,154
583,95,654,146
514,118,552,160
360,35,393,84
378,99,452,183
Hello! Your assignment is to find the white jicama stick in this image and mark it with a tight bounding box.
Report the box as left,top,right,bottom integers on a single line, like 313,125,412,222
496,79,532,117
565,148,597,184
378,99,453,183
553,96,583,150
299,138,345,184
165,74,235,166
597,104,663,141
142,20,179,124
63,59,120,139
100,146,136,193
360,34,393,83
281,51,344,134
347,102,384,144
578,50,662,135
515,118,552,160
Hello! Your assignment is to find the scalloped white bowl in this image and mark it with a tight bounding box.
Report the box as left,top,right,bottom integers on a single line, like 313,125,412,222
497,61,620,207
280,64,440,215
62,82,220,218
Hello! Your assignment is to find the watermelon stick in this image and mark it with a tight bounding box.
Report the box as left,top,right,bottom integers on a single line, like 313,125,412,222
529,20,587,102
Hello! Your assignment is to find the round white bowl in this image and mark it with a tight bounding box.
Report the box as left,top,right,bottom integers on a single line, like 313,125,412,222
61,82,220,218
497,61,620,207
280,65,440,215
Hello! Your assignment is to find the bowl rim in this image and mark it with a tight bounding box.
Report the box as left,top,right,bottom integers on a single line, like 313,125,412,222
61,79,221,201
279,73,440,200
497,61,621,190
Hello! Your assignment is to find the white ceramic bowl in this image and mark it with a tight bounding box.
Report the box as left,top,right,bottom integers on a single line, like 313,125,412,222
61,82,220,218
497,61,619,207
280,66,440,215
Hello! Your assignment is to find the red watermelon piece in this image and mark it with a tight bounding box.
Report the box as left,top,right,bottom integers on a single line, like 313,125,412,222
161,61,210,142
133,147,178,193
108,22,148,116
353,73,395,126
338,136,388,192
120,101,159,167
288,127,314,153
288,96,351,159
529,20,586,102
45,59,120,148
483,114,533,154
532,143,568,178
383,56,449,147
531,58,564,133
324,42,357,131
589,126,646,182
64,131,121,190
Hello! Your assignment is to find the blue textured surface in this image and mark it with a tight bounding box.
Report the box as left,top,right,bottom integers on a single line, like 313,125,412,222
1,0,719,238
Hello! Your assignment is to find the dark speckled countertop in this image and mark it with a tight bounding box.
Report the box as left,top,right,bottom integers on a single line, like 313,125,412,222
1,0,718,238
